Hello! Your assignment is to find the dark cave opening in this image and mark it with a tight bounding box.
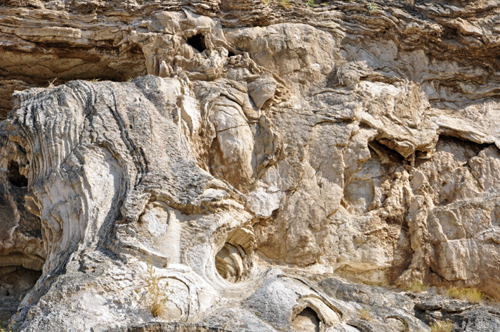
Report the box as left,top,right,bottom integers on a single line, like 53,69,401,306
0,265,42,326
187,34,206,53
7,160,27,188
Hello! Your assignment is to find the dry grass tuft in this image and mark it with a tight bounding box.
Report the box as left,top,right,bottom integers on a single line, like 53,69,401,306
151,302,168,318
358,307,373,321
48,77,58,88
407,280,426,293
366,2,378,10
0,324,15,332
447,287,484,304
278,0,292,9
140,260,172,317
429,320,453,332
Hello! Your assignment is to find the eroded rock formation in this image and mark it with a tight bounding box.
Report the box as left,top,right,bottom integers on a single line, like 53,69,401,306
1,0,500,331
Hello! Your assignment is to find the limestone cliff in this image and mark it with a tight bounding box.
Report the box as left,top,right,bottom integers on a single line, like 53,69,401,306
1,0,500,331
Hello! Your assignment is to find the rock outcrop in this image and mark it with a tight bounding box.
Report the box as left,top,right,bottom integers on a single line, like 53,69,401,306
1,0,500,331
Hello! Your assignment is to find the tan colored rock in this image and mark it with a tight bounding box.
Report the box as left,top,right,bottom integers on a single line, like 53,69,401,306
1,0,500,331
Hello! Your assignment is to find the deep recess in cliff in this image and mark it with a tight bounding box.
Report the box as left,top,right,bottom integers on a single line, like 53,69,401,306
1,0,500,331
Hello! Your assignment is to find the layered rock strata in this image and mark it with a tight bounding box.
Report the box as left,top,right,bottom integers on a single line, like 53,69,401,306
1,0,500,331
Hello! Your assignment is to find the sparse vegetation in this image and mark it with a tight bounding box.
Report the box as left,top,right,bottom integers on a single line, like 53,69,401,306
0,324,15,332
90,78,101,82
48,77,58,88
359,307,373,321
260,0,292,8
407,280,426,293
139,260,173,317
306,0,315,6
447,287,484,304
366,2,377,10
429,320,453,332
278,0,292,9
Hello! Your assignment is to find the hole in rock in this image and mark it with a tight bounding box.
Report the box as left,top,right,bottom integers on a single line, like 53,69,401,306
215,228,254,283
436,135,490,156
215,243,246,283
7,160,27,187
291,307,320,332
187,34,206,53
228,52,236,57
0,266,42,325
366,140,404,166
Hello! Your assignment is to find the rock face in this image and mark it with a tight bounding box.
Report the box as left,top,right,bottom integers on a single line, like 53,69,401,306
1,0,500,331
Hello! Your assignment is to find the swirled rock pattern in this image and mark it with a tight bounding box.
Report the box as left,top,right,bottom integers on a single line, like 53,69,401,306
1,0,500,331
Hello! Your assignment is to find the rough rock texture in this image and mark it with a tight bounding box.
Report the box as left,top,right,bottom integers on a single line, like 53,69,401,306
1,0,500,331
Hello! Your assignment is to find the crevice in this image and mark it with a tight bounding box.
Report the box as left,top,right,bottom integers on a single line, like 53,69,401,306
436,134,491,154
368,139,405,165
0,265,42,326
187,34,206,53
7,160,27,188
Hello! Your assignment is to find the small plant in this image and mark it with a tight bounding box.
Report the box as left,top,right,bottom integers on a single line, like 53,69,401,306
90,78,101,82
139,260,173,317
278,0,292,9
306,0,315,6
0,324,15,332
407,280,426,293
48,77,58,88
366,2,377,10
359,307,373,321
429,320,453,332
262,0,270,4
447,287,484,304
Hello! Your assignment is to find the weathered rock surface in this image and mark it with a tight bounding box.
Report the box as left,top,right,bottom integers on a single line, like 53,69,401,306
1,0,500,331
